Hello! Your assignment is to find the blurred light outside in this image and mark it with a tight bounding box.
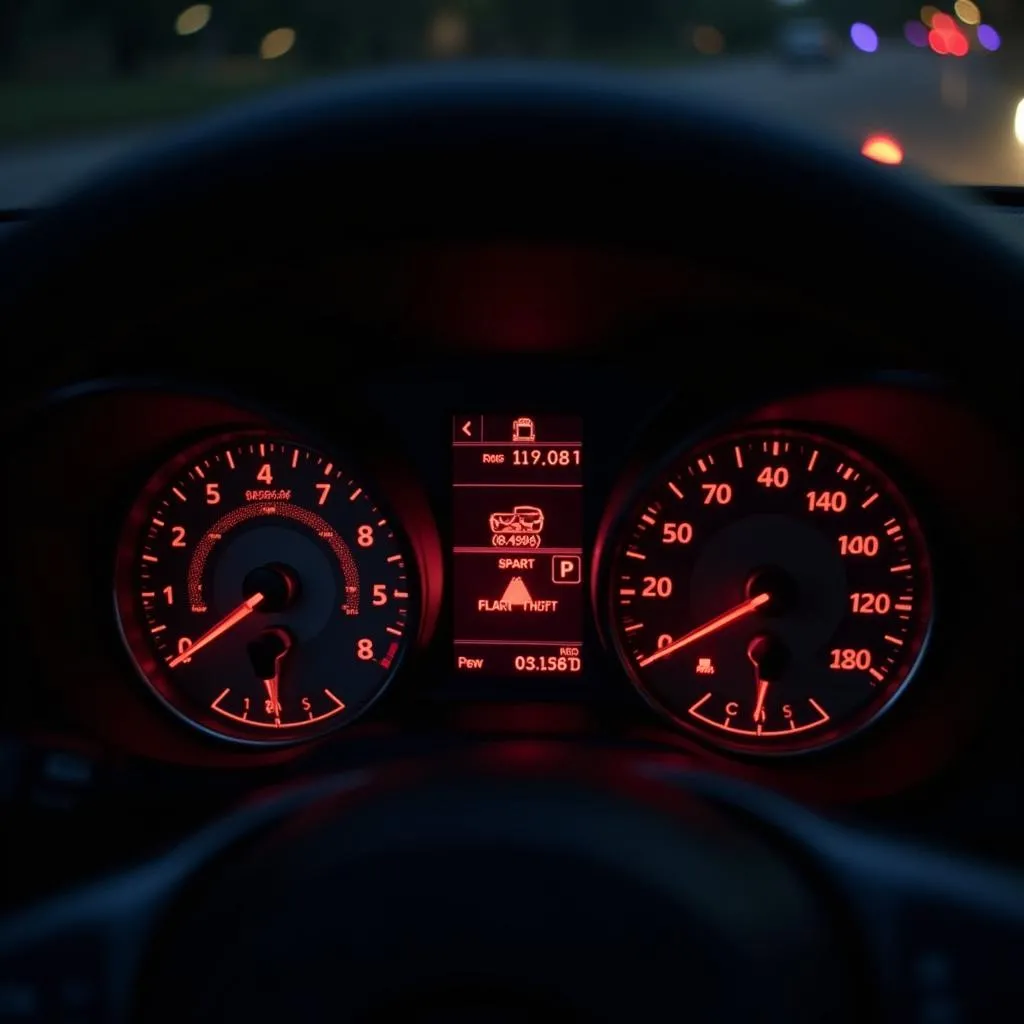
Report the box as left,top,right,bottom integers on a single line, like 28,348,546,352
175,5,211,37
928,13,969,56
428,10,469,57
850,23,879,53
920,6,939,27
976,25,1001,51
1015,99,1024,146
693,25,725,55
905,21,929,46
861,135,905,165
949,32,969,56
260,28,296,60
953,1,981,25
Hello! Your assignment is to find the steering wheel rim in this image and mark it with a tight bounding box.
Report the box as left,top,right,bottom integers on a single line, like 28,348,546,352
136,761,854,1024
0,63,1021,364
1,748,1022,1022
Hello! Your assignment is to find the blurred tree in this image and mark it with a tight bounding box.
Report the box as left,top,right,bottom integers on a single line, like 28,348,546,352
41,0,180,75
105,0,160,73
566,0,668,45
473,0,575,55
673,0,779,51
824,2,920,31
0,0,31,76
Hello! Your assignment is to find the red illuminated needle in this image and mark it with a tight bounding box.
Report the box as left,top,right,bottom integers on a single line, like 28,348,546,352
752,678,769,724
262,632,291,726
168,592,265,667
637,592,770,668
748,636,779,724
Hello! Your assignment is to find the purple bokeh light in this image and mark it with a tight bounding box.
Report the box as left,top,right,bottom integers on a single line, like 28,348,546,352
904,21,928,48
976,24,1001,51
850,22,879,53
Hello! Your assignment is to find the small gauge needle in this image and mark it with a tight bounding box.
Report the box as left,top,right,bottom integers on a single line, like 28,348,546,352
248,628,293,726
748,636,775,724
638,592,770,668
168,592,265,667
752,678,769,724
264,673,280,722
263,641,290,725
262,659,282,724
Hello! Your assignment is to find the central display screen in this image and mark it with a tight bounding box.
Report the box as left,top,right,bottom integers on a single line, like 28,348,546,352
452,414,583,676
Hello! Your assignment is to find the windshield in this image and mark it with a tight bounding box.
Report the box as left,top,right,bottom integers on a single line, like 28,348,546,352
1,2,1021,207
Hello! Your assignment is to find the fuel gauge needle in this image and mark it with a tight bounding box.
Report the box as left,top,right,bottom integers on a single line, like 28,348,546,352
263,676,280,724
263,653,287,726
264,675,280,724
752,678,769,724
748,635,774,724
168,592,265,667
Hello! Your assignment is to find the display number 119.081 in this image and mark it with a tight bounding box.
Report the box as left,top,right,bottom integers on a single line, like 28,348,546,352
512,449,581,467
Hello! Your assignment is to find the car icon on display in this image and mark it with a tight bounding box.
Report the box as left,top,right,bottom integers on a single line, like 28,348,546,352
489,506,545,534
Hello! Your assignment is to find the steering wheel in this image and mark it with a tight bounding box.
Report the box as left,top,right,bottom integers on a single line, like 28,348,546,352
0,66,1021,1023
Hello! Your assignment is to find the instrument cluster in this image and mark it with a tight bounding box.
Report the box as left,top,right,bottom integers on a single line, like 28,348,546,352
3,369,1015,801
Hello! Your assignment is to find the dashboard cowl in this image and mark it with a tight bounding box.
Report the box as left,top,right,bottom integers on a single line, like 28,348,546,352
0,65,1020,373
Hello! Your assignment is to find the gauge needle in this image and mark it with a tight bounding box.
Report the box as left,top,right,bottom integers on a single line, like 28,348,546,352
168,592,265,667
249,628,292,726
747,635,774,724
263,642,290,725
752,678,769,724
638,591,770,668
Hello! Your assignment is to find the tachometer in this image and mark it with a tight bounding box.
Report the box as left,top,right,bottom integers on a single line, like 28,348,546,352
115,431,417,744
602,427,933,754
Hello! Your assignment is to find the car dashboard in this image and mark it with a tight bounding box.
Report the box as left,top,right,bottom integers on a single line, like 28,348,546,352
0,231,1019,914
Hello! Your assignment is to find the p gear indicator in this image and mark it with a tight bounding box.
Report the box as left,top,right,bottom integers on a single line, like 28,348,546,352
453,415,584,675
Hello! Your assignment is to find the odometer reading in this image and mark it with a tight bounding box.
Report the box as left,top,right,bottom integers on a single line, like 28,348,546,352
513,654,583,673
605,428,933,753
115,432,416,743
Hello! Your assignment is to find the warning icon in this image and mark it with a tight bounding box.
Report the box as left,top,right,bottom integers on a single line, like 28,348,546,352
476,575,558,613
500,576,533,608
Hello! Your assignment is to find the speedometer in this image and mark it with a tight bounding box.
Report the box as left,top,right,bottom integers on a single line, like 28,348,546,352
114,431,417,744
602,427,933,754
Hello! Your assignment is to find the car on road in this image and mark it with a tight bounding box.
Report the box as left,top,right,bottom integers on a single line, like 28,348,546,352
777,17,841,67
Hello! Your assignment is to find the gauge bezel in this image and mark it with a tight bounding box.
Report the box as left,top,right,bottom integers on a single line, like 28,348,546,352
113,427,422,747
597,422,935,758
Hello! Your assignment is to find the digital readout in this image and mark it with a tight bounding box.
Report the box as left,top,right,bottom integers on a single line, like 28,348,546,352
452,415,583,675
